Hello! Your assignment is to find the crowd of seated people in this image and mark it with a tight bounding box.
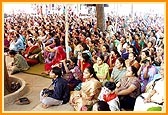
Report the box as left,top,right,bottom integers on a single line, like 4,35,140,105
4,11,164,111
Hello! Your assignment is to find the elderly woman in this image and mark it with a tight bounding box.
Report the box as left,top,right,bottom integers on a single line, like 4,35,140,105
115,66,141,110
134,63,164,111
70,67,102,111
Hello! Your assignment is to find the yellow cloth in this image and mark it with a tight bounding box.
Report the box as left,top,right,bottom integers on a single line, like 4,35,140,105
70,78,102,111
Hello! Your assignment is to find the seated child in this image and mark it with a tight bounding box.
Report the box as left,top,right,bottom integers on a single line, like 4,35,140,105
98,81,120,111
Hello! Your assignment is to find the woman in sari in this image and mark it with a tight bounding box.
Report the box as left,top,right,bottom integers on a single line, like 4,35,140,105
125,52,140,70
115,66,141,110
134,63,164,111
44,45,66,74
22,39,43,66
70,67,102,111
43,38,60,64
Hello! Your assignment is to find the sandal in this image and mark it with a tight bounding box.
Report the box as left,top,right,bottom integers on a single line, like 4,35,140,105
15,97,30,105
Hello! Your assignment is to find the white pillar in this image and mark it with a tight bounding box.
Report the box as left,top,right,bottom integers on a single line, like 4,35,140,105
65,4,69,59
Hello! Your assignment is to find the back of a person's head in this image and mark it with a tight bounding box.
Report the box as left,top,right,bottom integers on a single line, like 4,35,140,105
104,81,116,91
96,101,111,111
82,53,90,61
9,50,17,55
81,43,89,50
52,67,62,77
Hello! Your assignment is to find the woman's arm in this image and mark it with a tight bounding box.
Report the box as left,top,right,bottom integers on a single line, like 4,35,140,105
116,84,137,96
137,63,144,76
60,60,70,73
144,89,156,103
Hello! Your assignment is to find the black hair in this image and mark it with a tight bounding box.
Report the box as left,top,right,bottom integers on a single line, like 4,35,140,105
142,50,149,57
129,44,138,55
130,66,138,77
112,49,121,57
52,67,62,78
82,53,90,62
27,38,34,44
97,54,104,62
103,44,110,53
135,33,140,38
104,81,116,91
54,38,60,47
70,57,78,66
129,52,137,58
85,66,99,81
94,100,111,111
81,43,89,51
9,50,17,55
117,57,126,67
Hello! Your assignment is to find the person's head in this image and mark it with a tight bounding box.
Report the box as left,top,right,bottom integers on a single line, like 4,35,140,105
102,44,109,53
159,63,164,78
104,81,116,94
147,41,153,48
128,45,137,54
115,57,125,69
110,49,121,58
8,50,17,57
81,43,89,51
82,53,90,62
96,55,104,65
126,66,138,77
128,52,136,61
50,67,62,79
157,46,164,56
53,38,60,47
135,34,140,41
141,50,149,60
27,39,34,47
143,56,152,66
92,101,110,111
69,56,78,66
120,36,126,44
83,66,99,81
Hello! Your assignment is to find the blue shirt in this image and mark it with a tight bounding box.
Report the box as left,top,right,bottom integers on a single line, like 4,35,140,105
50,77,70,104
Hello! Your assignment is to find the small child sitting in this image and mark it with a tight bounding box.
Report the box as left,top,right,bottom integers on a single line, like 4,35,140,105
98,81,120,111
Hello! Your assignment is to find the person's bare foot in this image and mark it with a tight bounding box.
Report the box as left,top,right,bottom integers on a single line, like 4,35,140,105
41,71,49,75
42,104,49,109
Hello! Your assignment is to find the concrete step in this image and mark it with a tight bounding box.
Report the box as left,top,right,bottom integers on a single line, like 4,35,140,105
32,103,74,111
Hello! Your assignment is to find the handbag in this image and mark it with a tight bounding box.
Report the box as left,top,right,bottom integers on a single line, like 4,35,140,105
41,83,54,97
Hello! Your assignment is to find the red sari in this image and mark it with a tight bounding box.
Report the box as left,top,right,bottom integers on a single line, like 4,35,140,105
44,46,66,72
23,45,41,66
78,60,91,82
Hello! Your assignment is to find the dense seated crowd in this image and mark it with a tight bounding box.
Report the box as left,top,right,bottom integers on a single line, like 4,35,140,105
4,11,164,111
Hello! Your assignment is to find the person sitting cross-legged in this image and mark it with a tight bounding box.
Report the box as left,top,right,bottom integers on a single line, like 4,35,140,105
40,66,70,109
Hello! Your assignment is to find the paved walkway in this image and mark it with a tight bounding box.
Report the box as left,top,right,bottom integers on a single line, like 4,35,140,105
4,56,74,112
